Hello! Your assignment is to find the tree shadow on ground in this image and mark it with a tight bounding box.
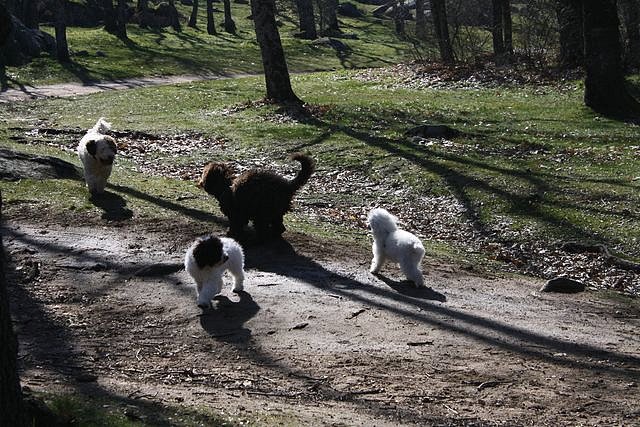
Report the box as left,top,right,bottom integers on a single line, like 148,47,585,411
372,272,447,302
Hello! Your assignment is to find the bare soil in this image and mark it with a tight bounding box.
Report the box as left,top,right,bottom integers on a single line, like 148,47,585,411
4,206,640,426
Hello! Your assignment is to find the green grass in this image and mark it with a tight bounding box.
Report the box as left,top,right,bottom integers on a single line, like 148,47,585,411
2,71,639,264
5,2,418,86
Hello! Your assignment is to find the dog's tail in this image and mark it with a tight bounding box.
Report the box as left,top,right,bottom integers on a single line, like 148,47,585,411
91,117,112,134
289,152,315,191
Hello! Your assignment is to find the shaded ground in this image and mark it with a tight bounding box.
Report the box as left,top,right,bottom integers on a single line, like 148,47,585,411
4,207,640,426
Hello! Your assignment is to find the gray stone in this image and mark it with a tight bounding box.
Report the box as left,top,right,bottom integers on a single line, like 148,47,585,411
0,149,82,181
540,277,586,293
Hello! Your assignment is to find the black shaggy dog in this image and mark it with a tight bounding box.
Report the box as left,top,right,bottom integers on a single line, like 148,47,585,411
199,153,315,239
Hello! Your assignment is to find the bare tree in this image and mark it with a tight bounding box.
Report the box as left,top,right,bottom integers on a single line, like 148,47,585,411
251,0,301,103
189,0,199,27
319,0,339,36
223,0,237,33
0,192,28,427
491,0,512,64
207,0,217,35
583,0,640,118
55,0,70,62
296,0,317,39
0,3,11,90
556,0,583,68
415,0,427,41
431,0,454,63
22,0,38,29
116,0,127,39
620,0,640,68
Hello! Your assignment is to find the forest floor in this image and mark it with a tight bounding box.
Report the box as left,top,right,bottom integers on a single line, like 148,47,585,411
4,206,640,426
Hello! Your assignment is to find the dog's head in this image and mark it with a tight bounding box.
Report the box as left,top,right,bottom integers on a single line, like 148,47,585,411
367,208,399,236
198,162,235,196
85,136,117,165
192,235,229,269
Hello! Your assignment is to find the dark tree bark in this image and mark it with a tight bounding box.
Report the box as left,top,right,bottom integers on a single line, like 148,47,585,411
0,4,10,90
0,192,28,427
103,0,118,33
55,0,70,62
207,0,217,34
583,0,640,118
251,0,301,103
137,0,149,28
431,0,454,63
620,0,640,68
223,0,237,33
189,0,199,27
319,0,339,36
115,0,127,39
392,0,405,36
415,0,426,41
296,0,317,39
556,0,584,69
491,0,512,64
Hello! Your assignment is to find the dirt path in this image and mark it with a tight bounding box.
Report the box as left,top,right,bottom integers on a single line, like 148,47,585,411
4,211,640,426
0,73,239,103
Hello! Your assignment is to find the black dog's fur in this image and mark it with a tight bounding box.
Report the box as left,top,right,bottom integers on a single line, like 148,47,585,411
199,153,315,239
192,235,227,269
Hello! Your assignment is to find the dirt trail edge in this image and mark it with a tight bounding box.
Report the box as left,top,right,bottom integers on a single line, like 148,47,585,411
4,214,639,426
0,73,251,103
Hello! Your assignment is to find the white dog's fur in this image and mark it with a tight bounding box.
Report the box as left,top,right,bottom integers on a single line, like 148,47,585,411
184,235,245,308
367,208,426,287
77,118,117,195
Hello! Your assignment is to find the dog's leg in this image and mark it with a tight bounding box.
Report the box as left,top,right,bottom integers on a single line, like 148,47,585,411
399,260,424,288
254,218,271,241
272,216,286,237
197,277,223,308
230,267,245,293
228,215,247,238
370,243,386,273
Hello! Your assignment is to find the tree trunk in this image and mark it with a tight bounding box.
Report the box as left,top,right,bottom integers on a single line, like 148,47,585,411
431,0,454,63
55,0,70,62
583,0,640,118
620,0,640,69
251,0,301,103
189,0,199,27
137,0,148,28
22,0,38,29
502,0,512,57
0,5,9,90
556,0,584,69
415,0,426,41
207,0,217,35
320,0,339,36
103,0,118,33
116,0,127,39
223,0,237,33
0,193,28,427
296,0,317,39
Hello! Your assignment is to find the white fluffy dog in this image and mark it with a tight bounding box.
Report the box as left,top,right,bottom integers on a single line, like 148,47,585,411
184,235,245,308
77,118,117,195
367,208,426,287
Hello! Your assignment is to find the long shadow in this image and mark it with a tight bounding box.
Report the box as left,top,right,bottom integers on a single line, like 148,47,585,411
372,272,447,302
108,183,224,224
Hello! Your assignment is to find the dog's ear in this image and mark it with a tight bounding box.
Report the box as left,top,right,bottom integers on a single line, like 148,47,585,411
223,254,229,263
105,136,117,154
86,140,97,156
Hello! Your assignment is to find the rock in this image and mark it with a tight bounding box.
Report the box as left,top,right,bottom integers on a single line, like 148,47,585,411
337,2,364,18
0,149,82,181
404,124,460,139
540,277,586,293
3,15,55,66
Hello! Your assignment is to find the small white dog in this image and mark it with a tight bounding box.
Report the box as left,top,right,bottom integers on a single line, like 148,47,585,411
77,118,117,195
184,234,245,308
367,208,426,287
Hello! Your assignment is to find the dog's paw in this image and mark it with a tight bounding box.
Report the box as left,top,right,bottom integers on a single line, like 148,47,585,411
197,301,212,310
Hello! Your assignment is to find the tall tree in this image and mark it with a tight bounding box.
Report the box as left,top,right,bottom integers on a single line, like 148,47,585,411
0,192,28,427
103,0,118,33
583,0,640,118
0,3,11,90
319,0,339,36
137,0,149,28
491,0,512,64
55,0,70,62
22,0,38,29
415,0,427,41
206,0,216,35
620,0,640,68
556,0,584,69
223,0,237,33
189,0,199,27
296,0,317,39
431,0,454,63
251,0,301,103
115,0,127,39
